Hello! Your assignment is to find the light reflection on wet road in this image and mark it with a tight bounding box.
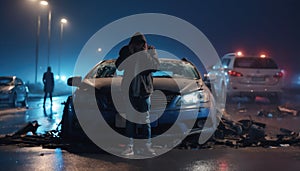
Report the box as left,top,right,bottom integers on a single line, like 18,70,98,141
0,95,68,135
0,145,300,171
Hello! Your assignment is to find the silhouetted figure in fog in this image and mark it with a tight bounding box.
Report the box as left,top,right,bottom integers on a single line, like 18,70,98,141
43,66,54,107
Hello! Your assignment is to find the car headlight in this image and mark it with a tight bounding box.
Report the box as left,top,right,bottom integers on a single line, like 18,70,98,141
179,90,210,105
199,90,210,103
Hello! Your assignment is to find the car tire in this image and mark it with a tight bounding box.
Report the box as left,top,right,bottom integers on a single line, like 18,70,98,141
10,93,18,108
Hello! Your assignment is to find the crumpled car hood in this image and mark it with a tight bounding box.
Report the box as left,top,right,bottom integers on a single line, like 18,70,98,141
0,85,14,92
83,77,203,94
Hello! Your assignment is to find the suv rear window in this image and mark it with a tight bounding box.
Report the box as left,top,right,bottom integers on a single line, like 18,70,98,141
234,57,278,69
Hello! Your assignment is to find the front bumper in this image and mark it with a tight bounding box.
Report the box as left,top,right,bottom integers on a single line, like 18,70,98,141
227,81,282,96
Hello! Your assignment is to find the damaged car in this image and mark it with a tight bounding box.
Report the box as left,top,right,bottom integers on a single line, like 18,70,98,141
61,58,217,142
0,76,29,107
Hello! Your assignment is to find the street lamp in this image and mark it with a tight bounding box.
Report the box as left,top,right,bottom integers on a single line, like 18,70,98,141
34,15,41,84
39,1,51,67
47,9,52,67
30,0,48,84
59,18,68,78
39,0,48,6
40,0,51,67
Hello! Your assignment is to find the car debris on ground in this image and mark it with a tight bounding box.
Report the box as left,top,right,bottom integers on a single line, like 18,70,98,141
13,120,41,136
1,115,300,151
255,104,299,118
277,105,299,116
177,115,300,149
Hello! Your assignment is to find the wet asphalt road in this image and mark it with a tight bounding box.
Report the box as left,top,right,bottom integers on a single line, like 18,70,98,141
0,145,300,171
0,92,300,170
0,95,67,136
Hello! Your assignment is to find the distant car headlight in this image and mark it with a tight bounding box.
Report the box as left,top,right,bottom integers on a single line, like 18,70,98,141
179,90,210,105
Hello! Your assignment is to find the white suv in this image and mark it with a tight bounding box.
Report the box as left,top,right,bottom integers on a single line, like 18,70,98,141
208,52,283,103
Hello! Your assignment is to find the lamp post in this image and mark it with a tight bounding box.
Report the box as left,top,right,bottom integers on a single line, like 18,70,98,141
39,1,51,67
31,0,48,84
39,0,51,67
59,18,67,78
47,9,52,67
34,15,41,84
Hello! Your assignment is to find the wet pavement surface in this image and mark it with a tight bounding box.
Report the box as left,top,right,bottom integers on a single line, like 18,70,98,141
0,145,300,170
0,96,66,136
0,91,300,170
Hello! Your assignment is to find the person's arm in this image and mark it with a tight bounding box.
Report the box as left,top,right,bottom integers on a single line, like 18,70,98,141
42,73,45,84
146,45,160,70
51,73,54,87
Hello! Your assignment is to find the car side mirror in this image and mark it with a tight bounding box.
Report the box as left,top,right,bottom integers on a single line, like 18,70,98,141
67,76,82,87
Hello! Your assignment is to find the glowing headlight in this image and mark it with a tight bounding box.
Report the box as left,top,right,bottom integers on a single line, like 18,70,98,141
180,90,210,105
199,90,210,103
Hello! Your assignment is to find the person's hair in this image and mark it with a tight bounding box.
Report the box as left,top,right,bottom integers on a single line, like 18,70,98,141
129,32,147,53
47,66,51,72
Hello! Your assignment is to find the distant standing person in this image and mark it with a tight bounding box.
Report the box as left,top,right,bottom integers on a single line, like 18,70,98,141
43,66,54,107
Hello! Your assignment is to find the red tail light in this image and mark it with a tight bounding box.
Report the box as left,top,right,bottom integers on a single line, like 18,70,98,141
228,70,243,77
274,71,283,78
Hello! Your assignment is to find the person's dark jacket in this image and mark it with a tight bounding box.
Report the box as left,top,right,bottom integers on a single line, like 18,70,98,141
43,71,54,93
115,45,159,98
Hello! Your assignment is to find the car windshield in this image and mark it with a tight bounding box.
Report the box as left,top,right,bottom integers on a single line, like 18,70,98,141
0,77,13,86
234,57,278,69
88,60,200,79
153,60,200,79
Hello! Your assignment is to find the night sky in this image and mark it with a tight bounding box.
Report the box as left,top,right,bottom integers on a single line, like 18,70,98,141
0,0,299,84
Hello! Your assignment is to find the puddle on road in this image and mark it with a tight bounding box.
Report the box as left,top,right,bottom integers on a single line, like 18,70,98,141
0,107,27,115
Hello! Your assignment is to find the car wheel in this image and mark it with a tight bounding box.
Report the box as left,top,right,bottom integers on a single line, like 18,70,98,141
21,93,28,107
11,93,18,107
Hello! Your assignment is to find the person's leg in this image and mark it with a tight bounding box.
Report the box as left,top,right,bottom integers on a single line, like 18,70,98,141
122,119,135,156
144,97,151,145
43,92,47,107
141,96,156,155
122,96,136,156
49,92,53,105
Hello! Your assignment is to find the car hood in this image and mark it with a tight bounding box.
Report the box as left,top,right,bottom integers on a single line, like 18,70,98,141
0,85,14,92
82,77,204,94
